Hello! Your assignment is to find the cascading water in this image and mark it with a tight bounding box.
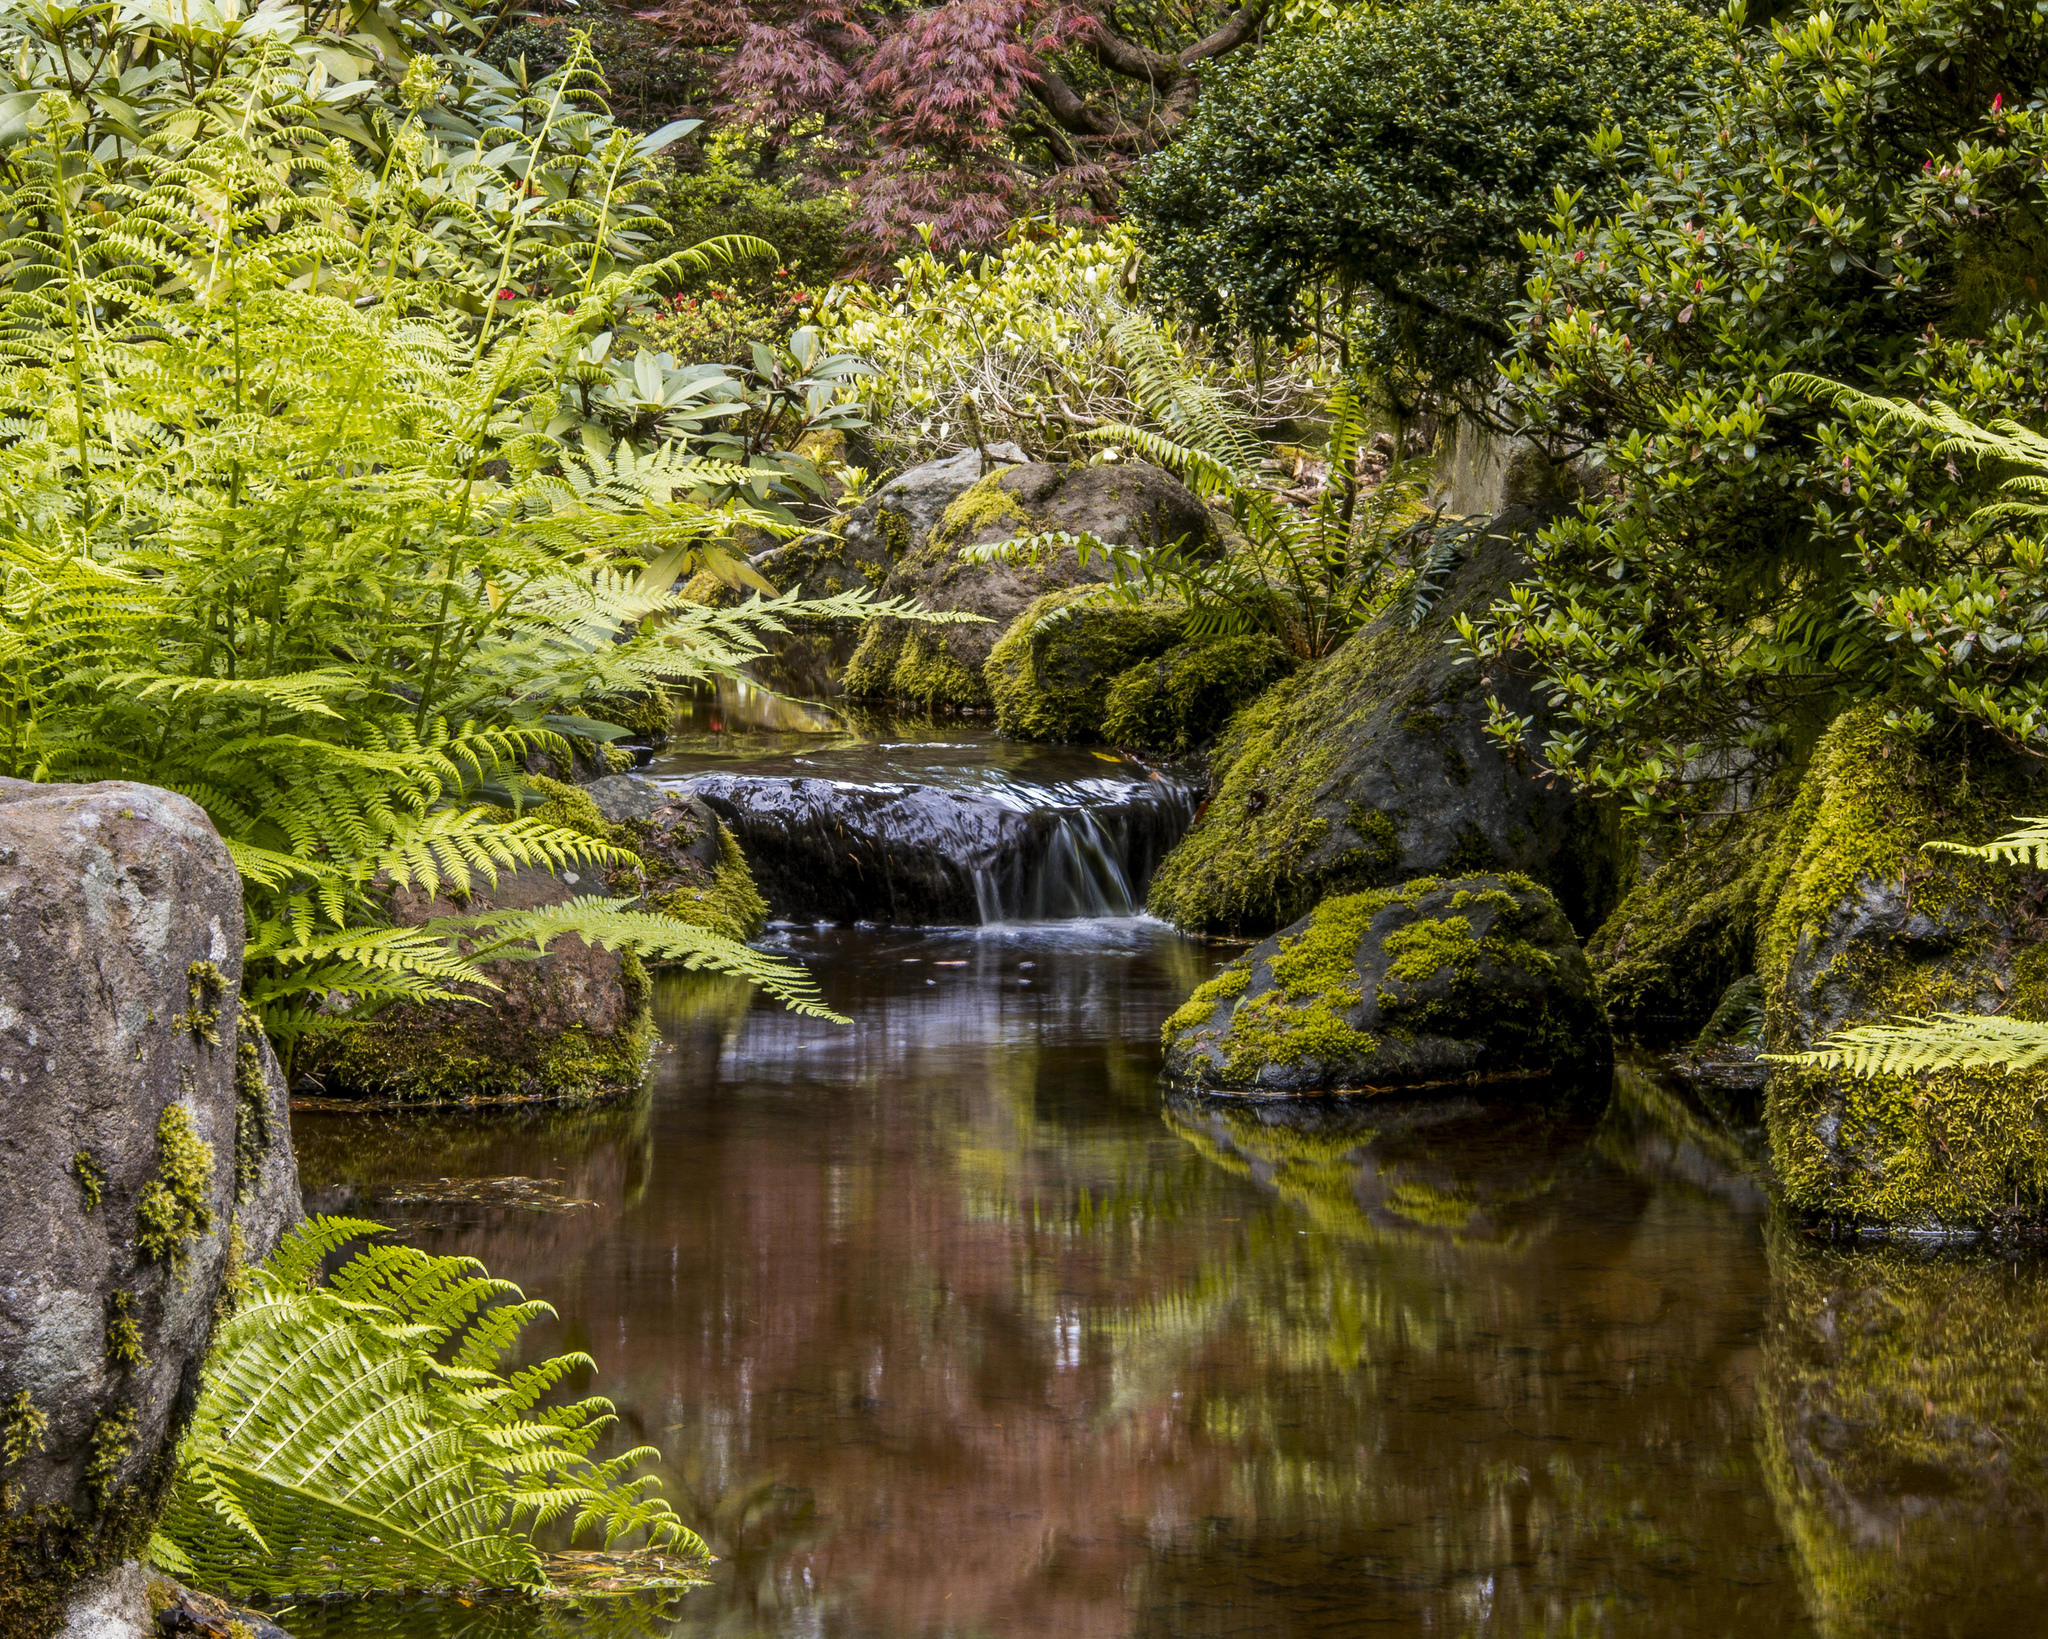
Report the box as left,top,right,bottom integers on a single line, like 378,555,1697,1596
643,690,1198,926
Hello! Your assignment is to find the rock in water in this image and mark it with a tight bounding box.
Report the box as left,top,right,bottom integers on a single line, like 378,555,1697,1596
842,460,1212,709
1160,874,1609,1096
0,780,301,1638
1146,515,1623,937
1760,702,2048,1231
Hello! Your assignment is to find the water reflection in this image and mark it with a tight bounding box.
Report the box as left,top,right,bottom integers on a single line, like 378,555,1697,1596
284,925,2048,1639
1759,1233,2048,1638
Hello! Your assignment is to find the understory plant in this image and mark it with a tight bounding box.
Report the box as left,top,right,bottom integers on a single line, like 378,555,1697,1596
965,320,1441,661
0,49,954,1066
152,1216,702,1595
813,220,1335,463
1460,0,2048,815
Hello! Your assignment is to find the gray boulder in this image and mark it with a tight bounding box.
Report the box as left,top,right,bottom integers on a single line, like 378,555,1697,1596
1147,516,1624,937
0,780,300,1639
842,459,1213,710
1160,873,1610,1096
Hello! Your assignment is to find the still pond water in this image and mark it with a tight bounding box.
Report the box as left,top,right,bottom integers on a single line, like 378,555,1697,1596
283,705,2048,1639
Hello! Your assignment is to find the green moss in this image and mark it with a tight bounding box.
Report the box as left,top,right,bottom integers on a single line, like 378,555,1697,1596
893,626,988,707
0,1456,166,1637
105,1292,146,1371
1588,798,1792,1026
83,1406,135,1509
1759,701,2048,1228
71,1150,105,1213
1101,634,1297,756
1214,889,1403,1078
519,775,616,844
172,961,227,1046
3,1390,46,1471
135,1103,214,1273
232,1008,269,1207
986,589,1184,743
652,821,769,942
932,471,1029,547
1161,962,1251,1043
1147,617,1439,934
1381,913,1481,985
1335,805,1403,888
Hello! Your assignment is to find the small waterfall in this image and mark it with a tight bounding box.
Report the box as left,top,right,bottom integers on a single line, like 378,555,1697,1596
674,770,1196,926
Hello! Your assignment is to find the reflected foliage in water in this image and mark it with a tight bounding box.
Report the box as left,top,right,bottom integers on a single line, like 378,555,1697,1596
1760,1233,2048,1639
288,925,2048,1639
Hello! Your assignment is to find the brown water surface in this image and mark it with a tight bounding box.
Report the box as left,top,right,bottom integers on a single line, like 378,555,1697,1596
288,918,2048,1639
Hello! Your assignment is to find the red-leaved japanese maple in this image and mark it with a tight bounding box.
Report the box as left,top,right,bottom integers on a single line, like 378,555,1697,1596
640,0,1271,260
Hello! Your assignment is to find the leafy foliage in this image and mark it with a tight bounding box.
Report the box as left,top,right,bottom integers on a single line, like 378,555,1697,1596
1125,0,1723,415
0,38,932,1062
964,318,1439,659
641,0,1274,258
153,1216,705,1596
1460,0,2048,814
816,221,1335,464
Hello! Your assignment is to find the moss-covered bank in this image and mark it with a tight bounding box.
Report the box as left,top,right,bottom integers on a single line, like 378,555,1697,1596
1759,702,2048,1230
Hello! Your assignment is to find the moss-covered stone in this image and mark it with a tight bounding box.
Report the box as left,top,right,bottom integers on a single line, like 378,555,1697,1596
985,589,1184,743
1760,701,2048,1231
1586,801,1791,1029
650,821,769,942
843,459,1212,710
1146,522,1624,937
1162,873,1610,1095
1100,633,1297,757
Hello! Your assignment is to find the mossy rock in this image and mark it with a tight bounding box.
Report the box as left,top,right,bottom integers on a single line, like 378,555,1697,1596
843,459,1211,710
305,779,768,1103
1146,517,1626,937
1587,797,1792,1029
984,589,1184,742
1759,1231,2048,1635
1759,702,2048,1231
1160,873,1610,1096
1101,633,1297,757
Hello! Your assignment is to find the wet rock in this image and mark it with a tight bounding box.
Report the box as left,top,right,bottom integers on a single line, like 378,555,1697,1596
1160,873,1610,1096
680,769,1194,924
592,778,766,943
842,460,1212,710
0,780,301,1639
1760,703,2048,1231
985,591,1184,743
1147,517,1624,936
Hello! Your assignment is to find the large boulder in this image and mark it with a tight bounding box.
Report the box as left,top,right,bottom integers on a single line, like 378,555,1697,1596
842,459,1213,710
0,780,300,1639
1160,873,1610,1096
1761,703,2048,1231
1146,516,1624,937
1100,634,1297,758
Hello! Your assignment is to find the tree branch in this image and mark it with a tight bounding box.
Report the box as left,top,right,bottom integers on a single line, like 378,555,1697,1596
1027,64,1115,135
1176,0,1268,68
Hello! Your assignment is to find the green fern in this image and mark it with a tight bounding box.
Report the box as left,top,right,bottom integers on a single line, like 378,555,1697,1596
0,81,913,1060
153,1216,706,1597
963,366,1433,660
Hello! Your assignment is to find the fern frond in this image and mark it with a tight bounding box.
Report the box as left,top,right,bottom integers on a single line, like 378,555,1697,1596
1926,817,2048,868
1769,1014,2048,1077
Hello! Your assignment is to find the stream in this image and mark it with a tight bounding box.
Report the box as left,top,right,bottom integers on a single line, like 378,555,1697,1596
284,694,2048,1638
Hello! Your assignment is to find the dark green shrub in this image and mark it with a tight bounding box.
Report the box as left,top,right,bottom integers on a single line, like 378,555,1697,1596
1462,0,2048,813
650,159,852,292
1125,0,1722,412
